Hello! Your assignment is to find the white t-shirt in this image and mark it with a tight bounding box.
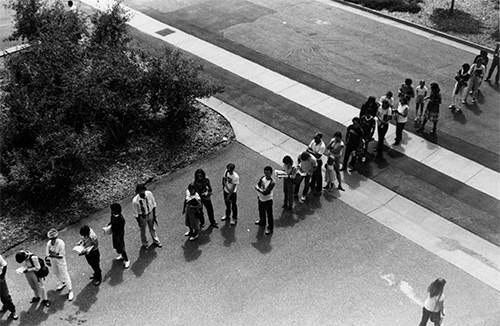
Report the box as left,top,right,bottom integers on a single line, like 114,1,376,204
424,294,444,312
415,85,428,97
257,177,274,202
223,171,240,193
396,103,408,123
308,140,326,159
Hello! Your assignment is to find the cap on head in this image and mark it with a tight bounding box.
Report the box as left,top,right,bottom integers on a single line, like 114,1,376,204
47,228,59,239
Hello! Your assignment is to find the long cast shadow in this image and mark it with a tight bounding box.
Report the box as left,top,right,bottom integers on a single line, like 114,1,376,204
72,281,100,314
102,259,125,287
251,226,272,254
130,246,157,278
220,221,236,247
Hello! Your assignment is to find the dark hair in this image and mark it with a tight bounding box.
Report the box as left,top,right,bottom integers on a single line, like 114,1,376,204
68,0,73,6
15,251,28,263
381,99,390,108
188,183,196,192
428,278,446,298
282,155,293,165
462,63,470,72
386,91,393,97
366,96,376,104
226,163,235,170
300,151,310,161
110,203,122,214
400,97,408,105
327,156,334,165
195,168,206,180
352,117,360,123
80,225,90,236
430,82,440,93
264,166,273,173
405,78,413,85
333,131,342,139
135,184,146,193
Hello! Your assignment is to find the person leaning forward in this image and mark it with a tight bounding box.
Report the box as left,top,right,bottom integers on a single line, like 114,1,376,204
133,184,162,249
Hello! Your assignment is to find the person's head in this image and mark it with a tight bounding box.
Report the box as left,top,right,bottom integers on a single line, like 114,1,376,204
263,166,273,179
110,203,122,215
15,251,28,263
327,156,334,165
428,278,446,297
352,117,360,126
47,228,59,244
195,168,206,181
480,50,487,58
385,91,393,99
187,183,196,195
366,96,376,104
381,99,390,109
476,57,483,66
333,131,342,141
226,163,235,174
419,80,425,87
313,132,323,144
300,151,310,161
400,97,408,105
68,0,73,7
80,225,90,237
430,82,440,93
282,155,293,165
135,184,147,198
462,63,470,72
405,78,413,86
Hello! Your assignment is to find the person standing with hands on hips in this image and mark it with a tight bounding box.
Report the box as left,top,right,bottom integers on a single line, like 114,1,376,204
46,228,74,300
254,166,276,235
133,184,162,249
221,163,240,226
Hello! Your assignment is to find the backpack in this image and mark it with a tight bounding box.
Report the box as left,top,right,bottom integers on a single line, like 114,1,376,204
29,255,49,278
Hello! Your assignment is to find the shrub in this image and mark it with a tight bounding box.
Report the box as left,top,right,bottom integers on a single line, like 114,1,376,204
346,0,423,13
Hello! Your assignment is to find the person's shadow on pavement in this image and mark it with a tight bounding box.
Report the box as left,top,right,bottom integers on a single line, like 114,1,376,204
220,221,236,247
102,260,126,286
251,226,272,254
275,209,298,228
182,239,202,262
130,246,157,278
16,301,49,326
73,281,100,313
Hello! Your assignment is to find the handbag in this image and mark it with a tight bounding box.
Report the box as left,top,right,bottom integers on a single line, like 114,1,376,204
102,224,112,236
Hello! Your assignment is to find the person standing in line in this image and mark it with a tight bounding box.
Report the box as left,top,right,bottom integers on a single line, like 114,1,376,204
254,166,276,235
398,78,415,106
281,155,297,210
108,204,130,269
76,225,102,286
359,109,376,161
307,133,326,196
183,183,202,241
294,151,317,202
414,80,428,122
379,91,394,110
449,63,470,113
359,96,380,118
221,163,240,226
15,251,50,306
417,82,442,134
463,57,485,104
133,184,162,249
323,157,335,191
193,169,217,228
485,42,499,84
341,117,364,172
419,278,446,326
0,254,18,320
326,131,345,190
375,99,392,158
46,228,74,300
393,97,409,146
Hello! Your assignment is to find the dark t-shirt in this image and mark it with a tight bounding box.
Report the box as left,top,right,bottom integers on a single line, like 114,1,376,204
360,116,376,140
346,124,364,147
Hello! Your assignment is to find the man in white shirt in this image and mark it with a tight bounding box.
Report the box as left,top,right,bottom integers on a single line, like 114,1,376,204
294,151,318,202
133,184,162,249
307,133,326,196
254,166,276,235
0,255,18,320
221,163,240,225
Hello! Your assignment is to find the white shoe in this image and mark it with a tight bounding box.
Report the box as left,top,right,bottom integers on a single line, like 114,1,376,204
221,216,228,221
230,218,236,225
124,260,130,269
56,283,66,291
68,291,74,301
184,231,191,236
115,255,124,261
300,196,306,202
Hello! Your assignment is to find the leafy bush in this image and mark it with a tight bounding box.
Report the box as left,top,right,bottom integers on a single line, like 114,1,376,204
1,0,223,209
346,0,423,13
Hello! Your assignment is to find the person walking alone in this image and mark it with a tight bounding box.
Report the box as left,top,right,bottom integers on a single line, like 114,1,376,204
419,278,446,326
46,228,74,300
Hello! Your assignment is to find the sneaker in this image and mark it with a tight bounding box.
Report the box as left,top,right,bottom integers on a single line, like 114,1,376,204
485,78,490,82
155,243,162,248
30,297,40,303
255,221,264,226
42,300,50,307
265,229,273,235
68,291,74,301
462,100,466,104
230,218,236,225
361,157,366,163
94,280,101,286
448,105,454,110
10,313,18,320
472,98,476,103
200,223,205,228
221,216,228,221
188,234,199,241
0,306,8,313
115,255,124,261
124,260,130,269
184,231,191,236
300,196,306,202
210,223,219,228
141,244,149,250
56,283,66,291
414,116,419,121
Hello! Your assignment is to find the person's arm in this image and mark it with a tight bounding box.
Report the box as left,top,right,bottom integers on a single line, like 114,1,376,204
182,198,187,214
0,264,7,280
206,178,213,196
27,255,41,272
261,178,276,196
311,157,318,174
401,105,408,118
49,241,64,259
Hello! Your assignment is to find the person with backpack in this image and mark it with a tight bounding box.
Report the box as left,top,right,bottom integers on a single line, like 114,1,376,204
15,250,50,307
46,228,74,300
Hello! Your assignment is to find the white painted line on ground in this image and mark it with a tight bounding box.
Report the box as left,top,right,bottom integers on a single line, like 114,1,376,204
199,96,500,293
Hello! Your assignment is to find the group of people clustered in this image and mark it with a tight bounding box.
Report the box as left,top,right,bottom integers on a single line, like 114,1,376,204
1,47,498,326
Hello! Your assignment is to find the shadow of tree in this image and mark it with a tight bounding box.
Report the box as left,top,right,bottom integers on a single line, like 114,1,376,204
429,8,483,34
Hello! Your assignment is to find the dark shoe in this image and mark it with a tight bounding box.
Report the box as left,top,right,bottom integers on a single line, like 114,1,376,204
485,78,490,82
416,128,424,133
0,306,7,313
42,300,50,307
200,224,205,228
141,244,149,250
210,223,219,228
30,297,40,303
430,129,436,134
282,204,287,208
94,280,101,286
339,167,346,171
323,186,329,190
10,313,18,320
338,185,345,191
314,191,322,197
265,229,273,235
89,275,95,280
154,243,162,248
255,221,265,226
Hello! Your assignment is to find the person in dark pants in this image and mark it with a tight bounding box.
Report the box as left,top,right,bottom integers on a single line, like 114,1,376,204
193,169,217,228
254,166,276,235
294,151,317,202
341,117,364,172
375,99,392,157
393,97,409,145
0,254,18,320
485,42,499,84
281,155,297,210
108,203,130,269
77,225,102,286
221,163,239,226
307,133,326,196
419,278,446,326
